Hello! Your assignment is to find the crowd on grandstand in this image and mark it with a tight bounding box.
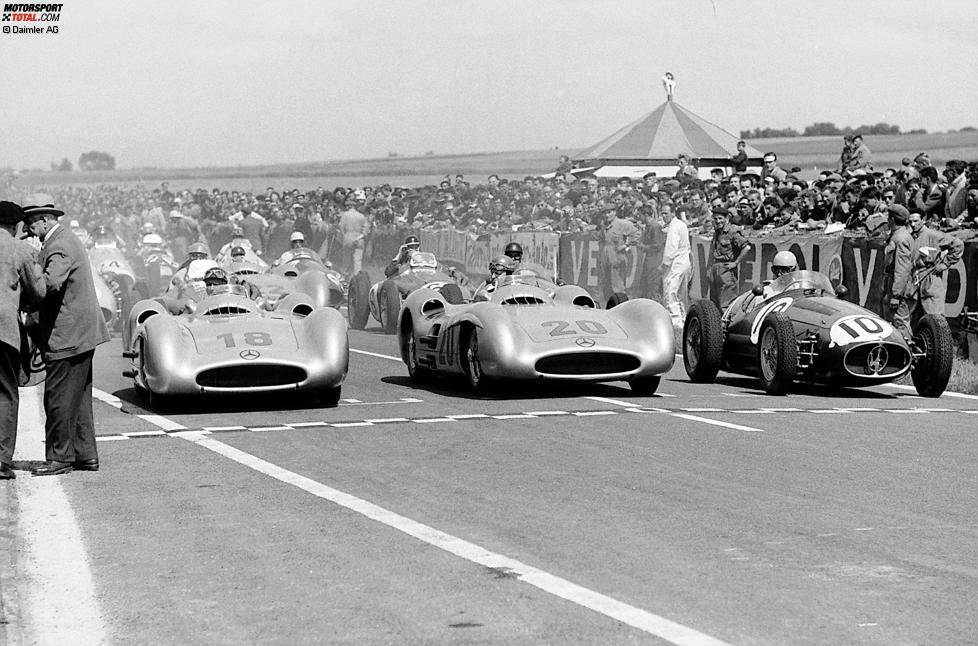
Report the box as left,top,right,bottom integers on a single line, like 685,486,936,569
6,141,978,279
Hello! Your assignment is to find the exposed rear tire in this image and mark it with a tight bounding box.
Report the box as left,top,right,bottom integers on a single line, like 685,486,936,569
379,280,401,334
347,271,371,330
629,375,661,396
911,314,953,397
756,312,796,395
606,292,628,309
439,283,464,304
403,317,429,382
683,300,723,383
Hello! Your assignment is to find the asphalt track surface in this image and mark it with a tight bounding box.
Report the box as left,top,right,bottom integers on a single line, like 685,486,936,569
4,320,978,645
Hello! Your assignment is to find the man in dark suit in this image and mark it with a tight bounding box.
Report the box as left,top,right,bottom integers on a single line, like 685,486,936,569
22,194,110,476
0,202,45,479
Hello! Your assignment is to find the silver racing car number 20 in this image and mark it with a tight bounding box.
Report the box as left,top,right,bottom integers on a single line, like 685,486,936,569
541,320,608,336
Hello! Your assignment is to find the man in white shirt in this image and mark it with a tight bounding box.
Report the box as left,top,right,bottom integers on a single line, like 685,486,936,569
659,201,692,327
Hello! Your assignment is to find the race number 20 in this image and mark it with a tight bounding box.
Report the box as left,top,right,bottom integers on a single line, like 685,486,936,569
541,320,608,336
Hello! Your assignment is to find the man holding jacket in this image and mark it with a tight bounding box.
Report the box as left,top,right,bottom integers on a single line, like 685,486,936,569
0,202,45,479
23,194,110,476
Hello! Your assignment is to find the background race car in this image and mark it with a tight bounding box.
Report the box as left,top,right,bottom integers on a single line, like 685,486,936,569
348,251,472,333
683,270,954,396
397,274,674,395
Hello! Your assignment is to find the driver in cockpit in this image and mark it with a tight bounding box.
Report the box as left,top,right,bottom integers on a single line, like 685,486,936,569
762,250,799,298
473,255,517,301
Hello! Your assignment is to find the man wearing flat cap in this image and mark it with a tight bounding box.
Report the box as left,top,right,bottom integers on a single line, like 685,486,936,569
0,202,45,479
881,204,914,336
22,193,109,476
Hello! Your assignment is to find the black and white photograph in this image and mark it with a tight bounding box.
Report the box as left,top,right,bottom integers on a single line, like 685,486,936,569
2,1,977,643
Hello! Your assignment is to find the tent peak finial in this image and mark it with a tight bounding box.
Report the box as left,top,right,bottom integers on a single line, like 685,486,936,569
662,72,675,101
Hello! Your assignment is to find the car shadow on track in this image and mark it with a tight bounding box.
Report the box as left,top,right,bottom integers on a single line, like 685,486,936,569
380,375,668,402
699,375,908,400
111,387,335,416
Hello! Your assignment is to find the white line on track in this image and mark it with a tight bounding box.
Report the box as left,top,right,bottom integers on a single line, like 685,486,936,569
586,396,641,407
182,433,732,646
670,414,765,433
884,383,978,400
350,348,401,362
15,386,107,644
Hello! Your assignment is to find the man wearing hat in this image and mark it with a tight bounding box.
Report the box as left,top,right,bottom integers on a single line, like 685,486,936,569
0,202,46,479
22,194,110,476
707,207,751,309
881,204,914,335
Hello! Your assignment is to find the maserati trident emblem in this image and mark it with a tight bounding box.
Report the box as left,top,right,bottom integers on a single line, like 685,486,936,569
576,337,595,348
866,344,887,375
240,349,261,360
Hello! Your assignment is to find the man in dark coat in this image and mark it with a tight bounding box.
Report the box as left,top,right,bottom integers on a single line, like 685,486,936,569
23,194,110,476
0,202,45,479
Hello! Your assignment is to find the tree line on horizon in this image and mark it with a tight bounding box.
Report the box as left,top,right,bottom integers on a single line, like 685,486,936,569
738,122,947,139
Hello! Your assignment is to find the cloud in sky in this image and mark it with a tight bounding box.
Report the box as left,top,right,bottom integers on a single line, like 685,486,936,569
2,0,976,168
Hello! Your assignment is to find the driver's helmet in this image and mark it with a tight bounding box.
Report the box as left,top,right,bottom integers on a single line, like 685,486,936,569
488,255,517,281
187,242,210,261
230,245,247,261
141,222,155,234
203,267,229,291
404,235,421,251
504,242,523,262
142,233,164,247
289,231,305,248
771,250,798,278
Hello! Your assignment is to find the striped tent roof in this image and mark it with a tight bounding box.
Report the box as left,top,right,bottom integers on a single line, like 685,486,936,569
574,100,763,163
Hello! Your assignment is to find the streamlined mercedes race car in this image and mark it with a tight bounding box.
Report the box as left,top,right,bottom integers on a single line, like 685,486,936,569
348,251,472,333
122,284,348,410
227,254,346,310
397,274,674,394
682,269,953,396
89,241,138,331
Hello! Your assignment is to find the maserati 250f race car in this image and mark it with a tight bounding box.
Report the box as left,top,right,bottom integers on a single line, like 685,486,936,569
682,270,954,396
397,274,674,394
348,251,471,333
122,284,348,409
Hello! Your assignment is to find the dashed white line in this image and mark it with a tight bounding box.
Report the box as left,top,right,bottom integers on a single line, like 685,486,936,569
524,410,569,416
493,414,539,420
586,396,639,408
364,417,410,424
413,418,453,424
446,413,490,419
350,348,401,362
573,410,617,417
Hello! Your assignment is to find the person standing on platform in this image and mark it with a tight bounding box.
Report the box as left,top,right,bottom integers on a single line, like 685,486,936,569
0,202,45,480
22,194,110,477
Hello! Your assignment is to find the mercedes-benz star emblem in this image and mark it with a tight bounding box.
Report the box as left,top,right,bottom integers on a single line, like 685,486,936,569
575,337,595,348
240,349,261,360
866,344,887,375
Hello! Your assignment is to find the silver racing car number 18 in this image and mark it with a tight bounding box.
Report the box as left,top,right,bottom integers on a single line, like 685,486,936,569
541,320,608,336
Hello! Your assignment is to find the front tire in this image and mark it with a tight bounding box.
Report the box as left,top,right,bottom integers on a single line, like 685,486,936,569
911,314,953,397
629,375,661,396
756,312,796,395
347,271,371,330
462,327,491,394
404,327,429,382
683,300,723,383
379,280,400,334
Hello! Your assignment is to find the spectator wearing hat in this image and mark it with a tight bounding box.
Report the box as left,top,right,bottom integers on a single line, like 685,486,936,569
707,208,750,309
905,210,964,323
600,207,640,299
0,202,45,479
21,194,110,476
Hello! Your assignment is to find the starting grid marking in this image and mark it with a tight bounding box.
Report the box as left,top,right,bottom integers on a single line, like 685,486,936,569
95,405,978,441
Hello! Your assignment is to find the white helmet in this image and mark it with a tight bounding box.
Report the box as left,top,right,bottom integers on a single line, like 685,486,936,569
142,233,164,246
771,251,798,278
186,259,220,281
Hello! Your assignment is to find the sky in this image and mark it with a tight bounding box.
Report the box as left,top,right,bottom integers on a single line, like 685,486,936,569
2,0,976,169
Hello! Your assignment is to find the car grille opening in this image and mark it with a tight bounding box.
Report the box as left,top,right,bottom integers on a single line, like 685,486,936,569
843,343,910,377
535,352,639,375
202,306,253,316
196,365,307,388
501,296,546,305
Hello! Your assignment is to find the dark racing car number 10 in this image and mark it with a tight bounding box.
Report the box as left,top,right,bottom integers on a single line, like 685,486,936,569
542,320,608,336
216,332,273,348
